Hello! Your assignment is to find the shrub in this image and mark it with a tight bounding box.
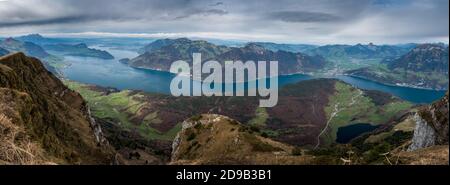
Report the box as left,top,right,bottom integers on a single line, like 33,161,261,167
364,142,391,163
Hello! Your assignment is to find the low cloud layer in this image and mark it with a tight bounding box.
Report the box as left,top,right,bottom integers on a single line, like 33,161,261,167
0,0,448,44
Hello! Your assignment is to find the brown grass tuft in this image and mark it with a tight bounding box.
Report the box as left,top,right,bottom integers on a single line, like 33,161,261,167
0,113,46,165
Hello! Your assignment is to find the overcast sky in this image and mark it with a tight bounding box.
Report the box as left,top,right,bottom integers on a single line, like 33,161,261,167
0,0,448,44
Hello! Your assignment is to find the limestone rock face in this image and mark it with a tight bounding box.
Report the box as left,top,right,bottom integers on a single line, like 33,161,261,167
408,114,437,151
408,92,449,151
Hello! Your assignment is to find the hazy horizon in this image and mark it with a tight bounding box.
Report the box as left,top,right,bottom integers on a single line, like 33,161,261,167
0,0,449,45
1,32,448,46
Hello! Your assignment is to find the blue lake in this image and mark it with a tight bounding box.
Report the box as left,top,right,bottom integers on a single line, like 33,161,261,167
62,47,446,104
336,123,380,143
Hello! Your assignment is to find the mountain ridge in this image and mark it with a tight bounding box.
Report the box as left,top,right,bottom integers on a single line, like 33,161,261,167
0,52,115,164
130,38,328,74
0,38,63,74
170,114,314,165
129,38,230,71
1,38,50,59
43,43,114,59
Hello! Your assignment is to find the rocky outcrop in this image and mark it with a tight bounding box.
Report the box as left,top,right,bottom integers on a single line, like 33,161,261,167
86,106,107,144
418,92,449,145
171,114,212,161
408,92,449,151
408,113,437,151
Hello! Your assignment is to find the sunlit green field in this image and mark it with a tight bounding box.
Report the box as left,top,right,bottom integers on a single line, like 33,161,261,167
321,81,413,146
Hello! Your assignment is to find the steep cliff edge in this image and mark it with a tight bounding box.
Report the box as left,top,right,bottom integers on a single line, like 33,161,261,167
409,92,448,151
0,52,115,164
381,92,450,165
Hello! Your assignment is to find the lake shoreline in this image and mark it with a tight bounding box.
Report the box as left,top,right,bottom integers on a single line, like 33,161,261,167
59,46,447,104
119,64,449,92
344,74,448,91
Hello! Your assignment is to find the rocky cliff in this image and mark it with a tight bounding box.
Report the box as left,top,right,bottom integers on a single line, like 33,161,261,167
408,92,449,151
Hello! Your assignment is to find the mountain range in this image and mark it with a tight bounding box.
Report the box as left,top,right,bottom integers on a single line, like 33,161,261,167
304,43,415,61
137,38,181,54
129,38,328,74
212,43,328,74
248,42,317,53
130,38,231,71
346,44,449,90
15,34,65,45
0,38,63,74
0,38,50,59
127,38,448,90
43,43,114,59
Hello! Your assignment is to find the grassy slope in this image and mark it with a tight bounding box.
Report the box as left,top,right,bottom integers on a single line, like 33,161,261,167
64,80,180,140
364,117,416,144
320,81,412,146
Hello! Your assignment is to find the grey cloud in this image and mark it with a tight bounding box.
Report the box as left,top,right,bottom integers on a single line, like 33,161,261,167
267,11,341,23
0,0,229,27
209,2,224,7
0,16,93,27
174,8,228,20
0,0,448,44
